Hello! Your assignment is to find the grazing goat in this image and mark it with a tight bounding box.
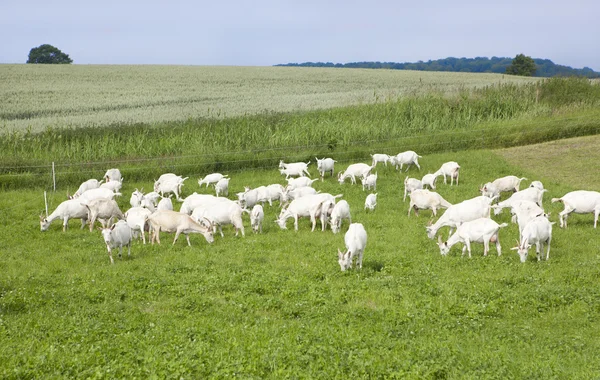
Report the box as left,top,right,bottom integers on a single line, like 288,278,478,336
104,168,122,183
72,179,102,199
157,196,174,211
315,157,336,180
40,199,89,232
408,189,452,217
198,173,228,188
551,190,600,228
179,193,229,215
215,177,230,197
425,196,493,239
364,193,377,212
237,186,268,209
421,173,437,190
147,210,214,246
330,200,352,234
124,206,153,244
155,177,187,201
154,173,180,191
390,151,421,171
509,200,546,235
492,187,547,215
337,223,367,271
370,154,391,167
276,193,342,231
129,189,144,208
361,172,377,191
338,163,373,185
100,220,133,264
480,176,527,198
287,177,318,190
434,161,460,186
191,200,245,237
250,204,264,233
437,218,508,258
282,187,319,203
403,176,423,201
511,215,553,262
83,198,124,232
279,161,310,177
262,184,286,206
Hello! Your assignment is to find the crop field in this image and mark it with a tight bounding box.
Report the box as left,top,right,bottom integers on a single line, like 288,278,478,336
0,65,538,133
2,143,600,378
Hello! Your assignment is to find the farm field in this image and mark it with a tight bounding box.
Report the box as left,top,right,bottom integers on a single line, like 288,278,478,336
0,65,538,133
1,144,600,378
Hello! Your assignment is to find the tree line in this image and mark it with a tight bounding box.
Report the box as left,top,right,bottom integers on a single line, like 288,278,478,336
277,56,600,78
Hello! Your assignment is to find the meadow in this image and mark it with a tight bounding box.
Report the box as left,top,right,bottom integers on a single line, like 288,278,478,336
2,139,600,378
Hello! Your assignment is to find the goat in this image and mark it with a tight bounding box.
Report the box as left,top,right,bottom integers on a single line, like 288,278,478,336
74,187,120,203
338,163,373,185
250,204,264,233
330,200,351,234
529,181,544,191
509,200,546,234
179,193,228,215
215,177,230,197
492,187,547,215
437,218,508,258
124,206,153,244
315,157,336,180
192,200,245,237
147,210,214,246
279,166,306,179
370,154,391,167
237,186,268,209
198,173,228,188
403,176,423,201
434,161,460,186
480,176,527,198
511,215,553,262
319,199,336,232
391,151,421,171
157,196,174,211
408,189,452,217
100,180,123,193
364,193,377,212
154,173,181,192
129,189,144,208
551,190,600,228
361,172,377,191
100,220,133,264
287,177,318,190
40,199,89,232
276,193,342,231
279,160,310,177
425,196,493,239
103,168,122,183
282,187,319,204
82,198,124,232
337,223,367,271
421,173,437,190
262,184,286,206
72,179,102,199
155,177,187,201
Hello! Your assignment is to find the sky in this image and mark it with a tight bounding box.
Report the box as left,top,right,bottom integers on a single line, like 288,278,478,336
1,0,599,71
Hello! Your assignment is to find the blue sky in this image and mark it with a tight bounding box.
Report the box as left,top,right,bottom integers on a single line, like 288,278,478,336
1,0,599,70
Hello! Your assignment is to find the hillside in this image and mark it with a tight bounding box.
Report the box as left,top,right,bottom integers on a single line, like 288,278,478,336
276,57,600,78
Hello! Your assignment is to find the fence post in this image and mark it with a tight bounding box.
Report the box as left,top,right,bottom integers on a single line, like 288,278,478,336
44,191,48,217
52,162,56,192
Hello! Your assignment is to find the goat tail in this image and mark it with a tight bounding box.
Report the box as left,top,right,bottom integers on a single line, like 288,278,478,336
333,194,343,199
519,177,527,182
498,223,509,228
551,197,563,203
114,192,123,197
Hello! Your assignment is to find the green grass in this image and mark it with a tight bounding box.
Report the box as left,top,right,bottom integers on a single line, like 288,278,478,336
2,147,600,378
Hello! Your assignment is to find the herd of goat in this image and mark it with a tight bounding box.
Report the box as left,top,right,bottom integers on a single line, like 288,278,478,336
39,151,600,269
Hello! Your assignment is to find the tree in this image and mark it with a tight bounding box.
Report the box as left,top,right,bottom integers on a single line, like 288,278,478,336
26,44,73,64
506,54,536,76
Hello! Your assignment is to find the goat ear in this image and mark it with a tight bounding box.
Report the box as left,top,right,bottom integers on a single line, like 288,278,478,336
337,248,344,259
510,247,519,251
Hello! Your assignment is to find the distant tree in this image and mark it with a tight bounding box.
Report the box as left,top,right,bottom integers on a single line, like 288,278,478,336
27,44,73,64
506,54,536,76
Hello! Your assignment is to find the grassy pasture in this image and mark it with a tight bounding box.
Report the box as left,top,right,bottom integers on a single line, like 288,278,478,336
0,65,537,133
1,146,600,378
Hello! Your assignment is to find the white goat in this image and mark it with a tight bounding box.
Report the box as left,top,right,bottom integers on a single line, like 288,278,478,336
480,176,527,198
283,187,319,203
279,160,310,177
425,196,493,239
509,200,546,234
364,193,377,211
104,168,122,183
198,173,228,188
279,166,306,179
434,161,460,186
391,151,422,171
100,180,123,193
250,204,264,233
370,154,391,167
157,197,174,211
319,199,336,232
276,193,341,231
315,157,336,180
361,172,377,191
215,177,230,197
287,177,318,190
72,179,102,199
192,200,245,237
129,189,144,208
155,177,187,201
74,187,120,203
179,193,228,215
237,186,268,209
263,184,286,206
338,163,373,184
147,210,214,246
154,173,180,192
403,176,423,201
100,220,133,264
551,190,600,228
437,218,508,258
421,173,437,190
83,198,124,232
511,215,553,262
124,206,153,244
337,223,367,271
142,191,161,207
408,189,452,217
330,200,352,234
492,187,547,215
39,200,89,232
529,181,544,191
